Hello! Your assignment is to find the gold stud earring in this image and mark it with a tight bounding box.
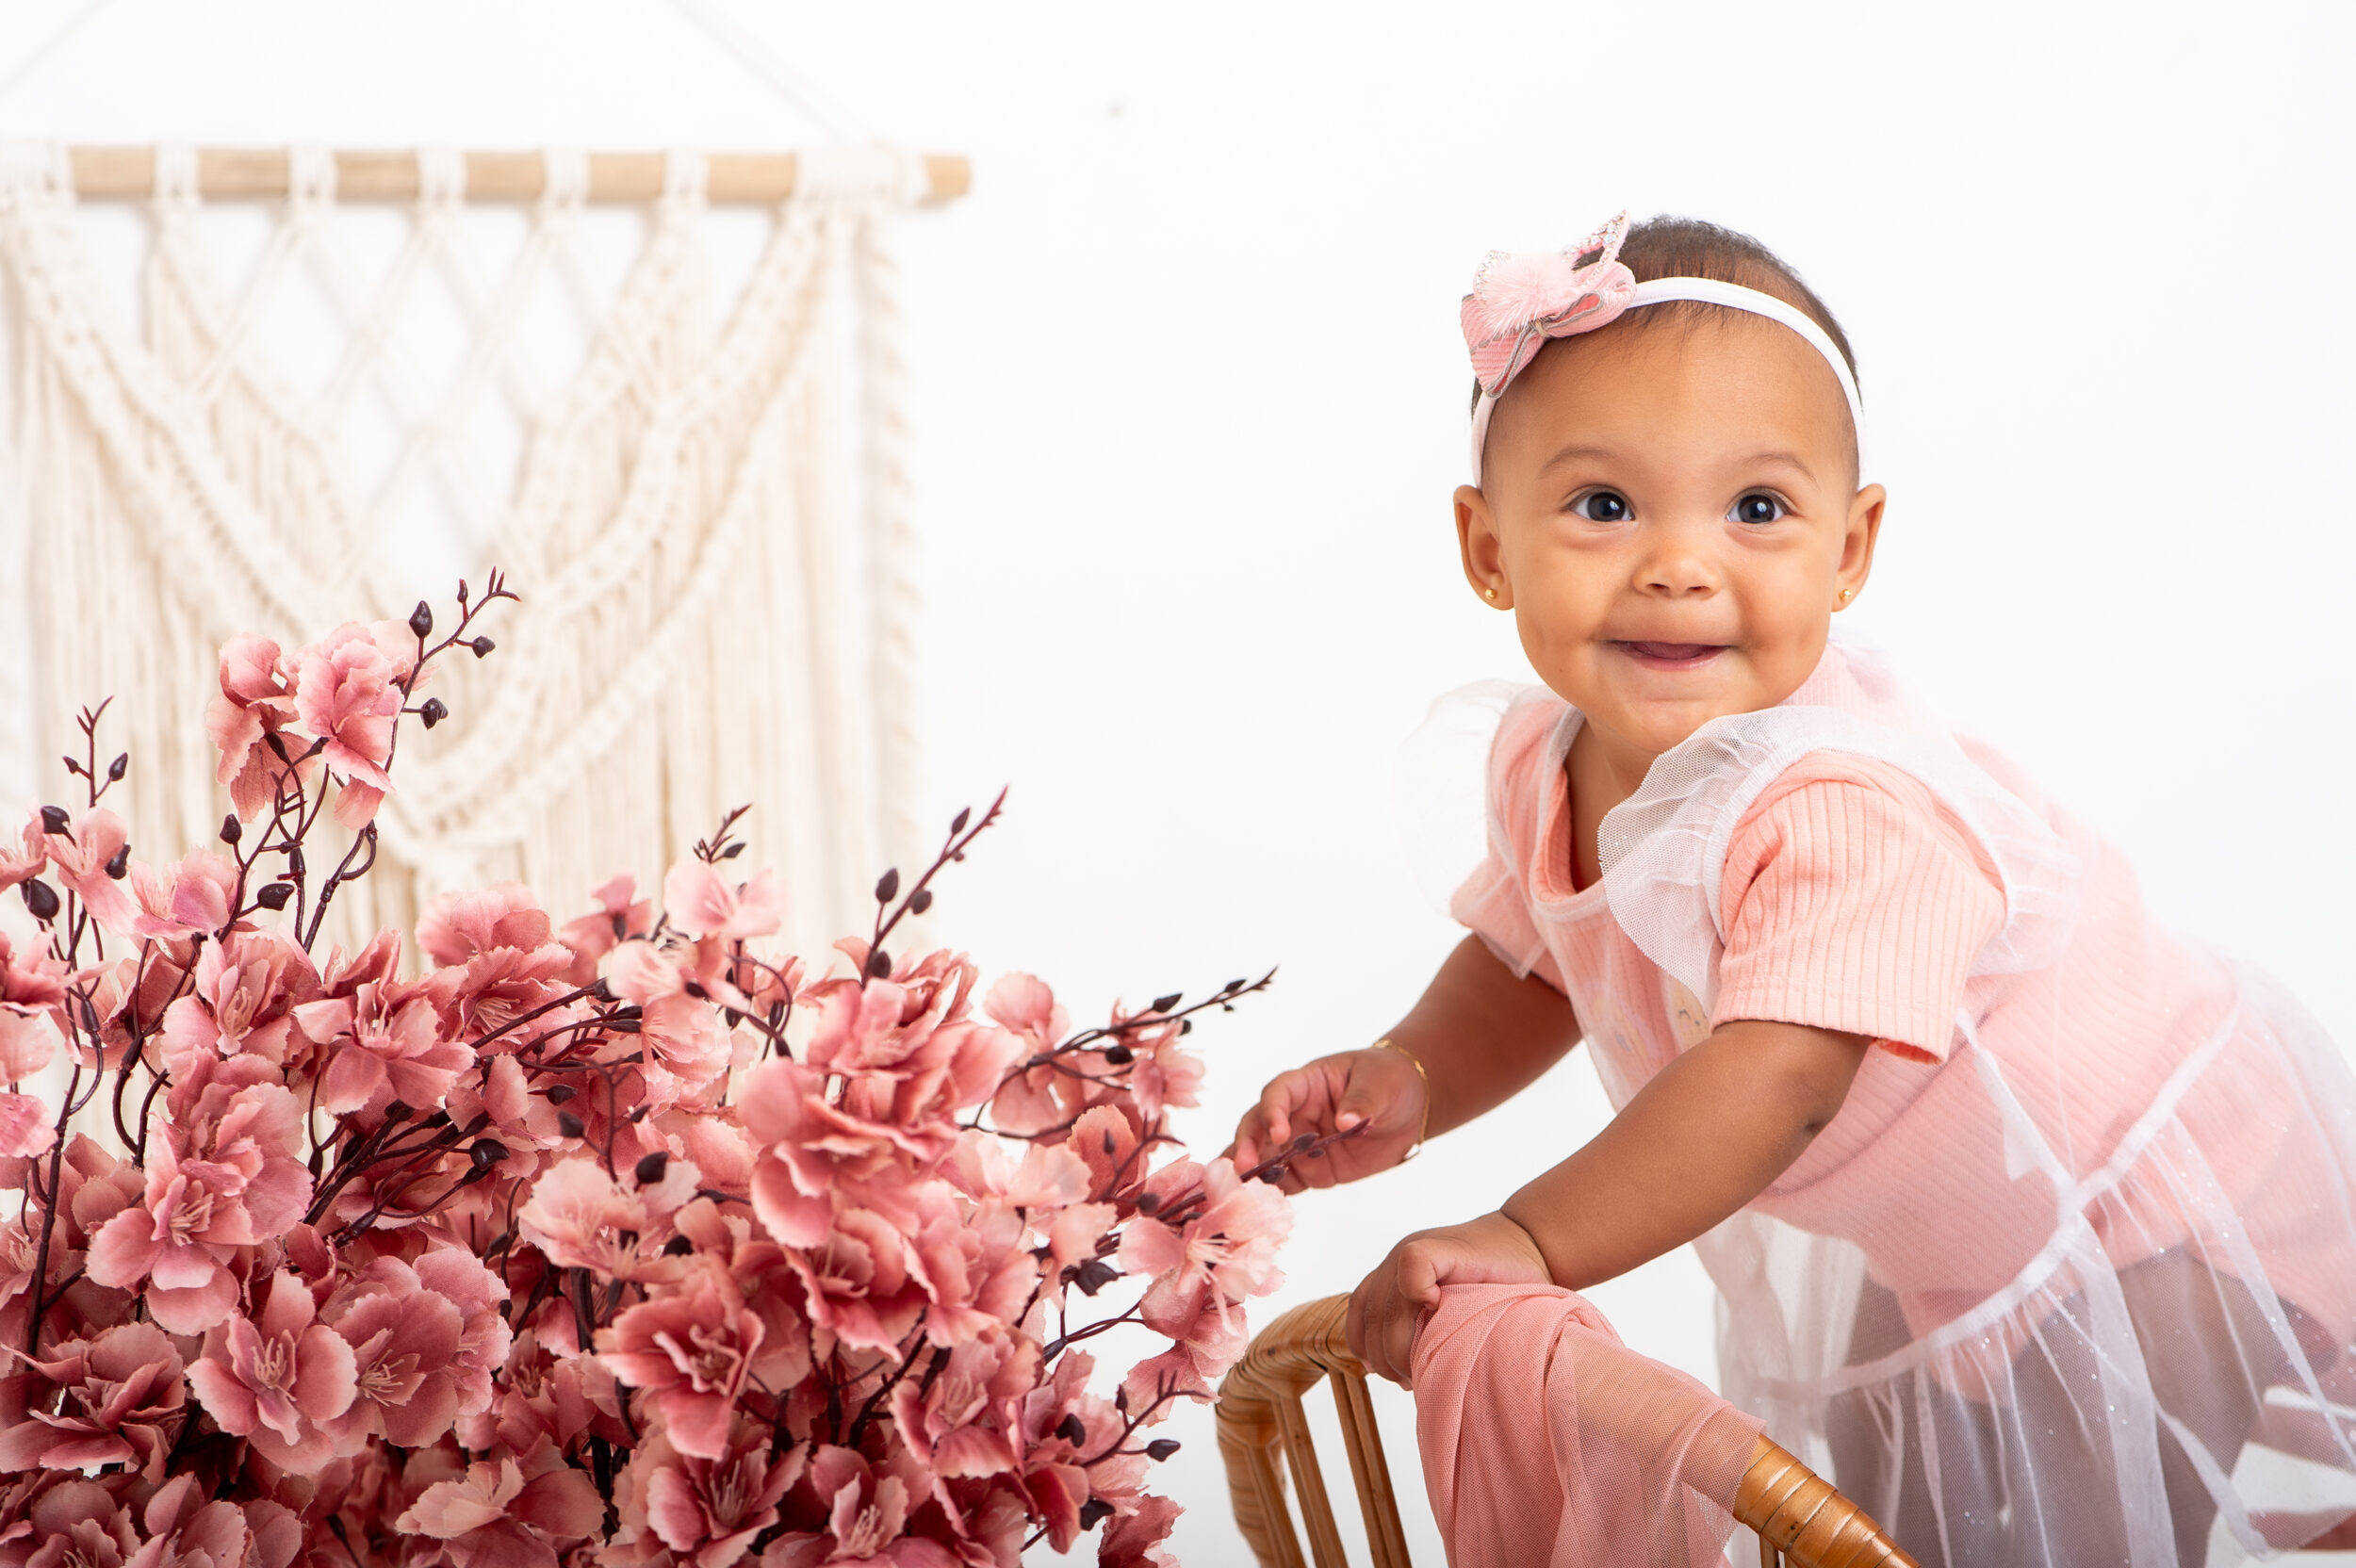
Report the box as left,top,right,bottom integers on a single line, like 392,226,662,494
1838,587,1856,603
1484,585,1499,601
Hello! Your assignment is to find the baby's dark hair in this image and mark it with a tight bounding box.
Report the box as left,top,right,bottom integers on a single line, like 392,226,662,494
1471,215,1858,413
1616,215,1857,383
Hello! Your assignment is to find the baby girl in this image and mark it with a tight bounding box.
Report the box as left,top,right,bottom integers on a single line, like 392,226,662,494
1232,212,2356,1566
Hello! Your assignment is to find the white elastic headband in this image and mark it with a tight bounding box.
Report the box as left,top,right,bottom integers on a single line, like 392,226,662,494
1467,277,1867,486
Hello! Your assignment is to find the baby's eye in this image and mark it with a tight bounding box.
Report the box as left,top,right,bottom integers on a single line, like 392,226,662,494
1572,490,1631,523
1730,492,1786,525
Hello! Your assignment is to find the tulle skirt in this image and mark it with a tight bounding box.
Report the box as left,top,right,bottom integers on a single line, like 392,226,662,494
1713,966,2356,1567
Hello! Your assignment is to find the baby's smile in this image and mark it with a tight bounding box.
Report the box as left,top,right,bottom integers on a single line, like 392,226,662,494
1610,640,1727,670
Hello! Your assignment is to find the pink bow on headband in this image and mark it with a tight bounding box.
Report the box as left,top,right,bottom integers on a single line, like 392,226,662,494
1462,210,1638,398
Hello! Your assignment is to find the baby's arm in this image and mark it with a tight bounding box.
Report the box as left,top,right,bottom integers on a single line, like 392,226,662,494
1349,1018,1868,1384
1230,935,1579,1191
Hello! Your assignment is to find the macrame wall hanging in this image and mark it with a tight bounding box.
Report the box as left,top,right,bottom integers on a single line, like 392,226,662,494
0,141,966,957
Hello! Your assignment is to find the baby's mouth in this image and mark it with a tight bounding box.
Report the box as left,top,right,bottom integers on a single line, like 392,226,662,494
1612,641,1727,668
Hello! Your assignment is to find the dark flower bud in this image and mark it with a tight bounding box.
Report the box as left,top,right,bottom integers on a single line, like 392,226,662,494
1291,1132,1317,1152
470,1138,510,1169
265,732,291,764
254,882,294,911
875,868,900,904
1103,1044,1134,1066
1070,1256,1121,1297
1103,1130,1117,1154
1152,992,1181,1014
220,813,243,845
1135,1192,1161,1216
106,753,126,782
590,978,614,1002
1180,1019,1193,1035
719,841,744,859
1146,1438,1181,1462
1079,1498,1114,1531
1114,1385,1128,1413
418,697,449,729
1224,978,1247,995
104,843,129,880
384,1102,413,1122
1055,1413,1086,1446
456,580,469,605
38,806,68,836
286,846,305,877
470,635,495,659
409,601,434,639
557,1111,585,1139
22,879,58,922
908,888,933,915
634,1151,669,1186
866,948,892,979
951,807,971,835
663,1234,694,1256
545,1083,578,1105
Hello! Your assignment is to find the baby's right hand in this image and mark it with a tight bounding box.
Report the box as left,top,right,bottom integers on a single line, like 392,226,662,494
1231,1047,1428,1193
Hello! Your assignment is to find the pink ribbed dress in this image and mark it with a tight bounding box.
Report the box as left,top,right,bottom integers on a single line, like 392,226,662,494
1444,635,2356,1566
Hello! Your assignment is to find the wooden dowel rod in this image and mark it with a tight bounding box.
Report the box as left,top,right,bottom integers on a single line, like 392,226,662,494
63,146,971,205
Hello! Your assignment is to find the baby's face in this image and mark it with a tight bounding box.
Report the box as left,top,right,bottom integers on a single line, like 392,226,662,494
1456,314,1884,766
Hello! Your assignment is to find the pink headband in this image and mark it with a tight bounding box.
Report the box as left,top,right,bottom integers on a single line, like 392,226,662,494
1462,211,1867,484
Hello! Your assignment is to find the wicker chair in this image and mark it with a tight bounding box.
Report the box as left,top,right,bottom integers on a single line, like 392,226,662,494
1214,1295,1918,1568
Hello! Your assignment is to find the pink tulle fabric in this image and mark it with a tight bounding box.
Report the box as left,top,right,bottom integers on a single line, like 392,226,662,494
1412,1282,1761,1568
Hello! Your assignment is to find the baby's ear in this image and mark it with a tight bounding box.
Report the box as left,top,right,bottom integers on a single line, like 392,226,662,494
1455,485,1510,609
1839,482,1889,587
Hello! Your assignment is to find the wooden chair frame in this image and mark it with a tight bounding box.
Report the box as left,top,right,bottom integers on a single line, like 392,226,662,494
1214,1295,1919,1568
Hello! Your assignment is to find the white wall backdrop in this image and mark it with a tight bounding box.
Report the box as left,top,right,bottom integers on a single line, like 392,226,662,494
5,2,2353,1562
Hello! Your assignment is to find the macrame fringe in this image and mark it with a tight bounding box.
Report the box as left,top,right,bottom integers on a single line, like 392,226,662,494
0,143,924,964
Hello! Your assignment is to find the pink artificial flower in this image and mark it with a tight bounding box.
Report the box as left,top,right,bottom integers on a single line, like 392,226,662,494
292,981,474,1116
661,861,782,943
739,1062,898,1248
597,1260,766,1460
0,1099,53,1162
0,1322,186,1481
947,1134,1111,1272
291,623,408,829
415,886,578,1045
886,1331,1035,1479
762,1446,956,1568
393,1448,604,1568
0,816,42,896
780,1206,931,1355
38,809,137,936
605,942,731,1107
516,1158,653,1278
1117,1156,1292,1344
417,884,561,969
86,1082,313,1331
11,1479,139,1568
557,874,651,985
0,932,66,1087
184,1271,358,1474
1098,1496,1183,1568
206,634,303,822
903,1189,1035,1345
156,928,320,1074
127,852,238,939
982,974,1071,1136
128,1478,303,1568
623,1422,802,1568
1121,1028,1205,1125
318,1250,511,1454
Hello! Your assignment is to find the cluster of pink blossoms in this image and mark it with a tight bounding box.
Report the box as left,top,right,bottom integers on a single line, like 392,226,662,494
0,579,1298,1568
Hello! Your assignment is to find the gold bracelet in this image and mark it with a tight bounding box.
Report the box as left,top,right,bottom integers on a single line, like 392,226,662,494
1371,1037,1431,1160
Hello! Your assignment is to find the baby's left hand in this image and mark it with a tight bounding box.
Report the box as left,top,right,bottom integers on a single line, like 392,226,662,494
1346,1211,1552,1387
